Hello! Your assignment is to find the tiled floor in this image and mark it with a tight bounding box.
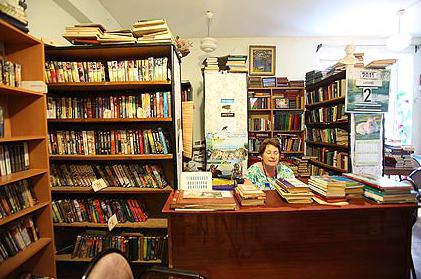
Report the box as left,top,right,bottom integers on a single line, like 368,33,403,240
412,212,421,279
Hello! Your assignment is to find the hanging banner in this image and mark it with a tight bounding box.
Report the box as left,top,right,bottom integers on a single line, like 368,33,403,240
345,68,391,113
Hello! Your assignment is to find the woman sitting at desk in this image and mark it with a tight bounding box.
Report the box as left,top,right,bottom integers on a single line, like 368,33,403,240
245,138,294,190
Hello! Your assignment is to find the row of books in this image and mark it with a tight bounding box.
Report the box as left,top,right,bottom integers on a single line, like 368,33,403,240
248,77,304,88
50,163,168,189
48,129,171,155
273,112,302,131
0,216,38,263
0,59,22,87
274,177,313,204
234,184,266,206
273,94,301,109
0,180,36,219
202,55,248,72
276,134,302,152
305,103,347,124
305,79,346,104
45,57,170,83
71,231,167,261
0,142,30,176
306,128,348,146
249,97,269,109
249,118,271,131
307,146,349,170
52,198,148,224
248,133,269,153
384,144,415,169
309,164,330,176
46,92,172,119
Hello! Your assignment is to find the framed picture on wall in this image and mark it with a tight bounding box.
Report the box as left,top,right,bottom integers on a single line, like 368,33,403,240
249,45,276,76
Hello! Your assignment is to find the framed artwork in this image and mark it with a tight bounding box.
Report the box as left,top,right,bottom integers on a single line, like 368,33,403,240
249,45,276,76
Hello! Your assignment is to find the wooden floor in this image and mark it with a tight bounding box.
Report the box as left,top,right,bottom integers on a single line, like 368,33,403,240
412,211,421,279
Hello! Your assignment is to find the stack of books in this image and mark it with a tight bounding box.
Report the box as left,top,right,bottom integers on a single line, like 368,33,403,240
343,173,417,204
274,177,313,204
384,144,415,169
62,24,106,45
0,0,28,32
225,55,248,72
248,77,262,88
329,176,364,199
170,190,238,211
366,59,396,69
203,57,219,71
354,52,365,68
292,156,316,177
132,19,173,44
289,80,304,87
234,184,266,206
305,70,324,86
308,176,347,203
97,29,136,44
212,178,236,191
276,77,289,87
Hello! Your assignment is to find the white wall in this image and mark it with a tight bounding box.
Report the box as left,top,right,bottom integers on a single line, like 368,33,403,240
413,50,421,153
181,36,393,143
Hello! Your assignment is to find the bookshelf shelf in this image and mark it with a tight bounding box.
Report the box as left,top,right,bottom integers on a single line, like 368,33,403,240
51,185,173,194
248,87,304,90
49,154,173,161
309,159,347,173
0,238,52,279
55,254,161,264
47,81,171,92
0,202,49,227
0,135,45,143
305,71,346,92
305,141,349,151
273,130,304,133
305,96,346,109
48,118,173,123
248,109,271,112
306,120,348,127
53,218,168,229
0,84,44,97
272,108,304,112
0,169,47,186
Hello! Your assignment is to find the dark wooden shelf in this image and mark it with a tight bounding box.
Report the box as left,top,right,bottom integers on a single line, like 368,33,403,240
248,87,304,90
306,141,349,150
305,96,345,109
383,167,415,176
51,185,173,194
306,120,349,127
53,218,167,229
0,135,45,143
49,154,173,161
0,84,44,97
48,118,172,123
0,238,52,278
0,169,47,187
272,108,304,111
273,130,304,133
47,81,171,91
0,202,49,227
248,109,271,112
305,71,346,92
309,159,347,173
55,253,161,264
281,151,304,154
248,130,271,133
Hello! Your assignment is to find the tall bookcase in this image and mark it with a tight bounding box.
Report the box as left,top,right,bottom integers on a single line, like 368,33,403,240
248,83,305,166
44,44,181,277
304,71,351,174
0,19,55,278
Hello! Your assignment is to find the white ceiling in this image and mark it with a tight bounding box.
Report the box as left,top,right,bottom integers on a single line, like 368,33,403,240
98,0,421,38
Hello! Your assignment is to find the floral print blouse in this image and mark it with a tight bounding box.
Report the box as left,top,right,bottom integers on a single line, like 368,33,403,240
245,162,295,190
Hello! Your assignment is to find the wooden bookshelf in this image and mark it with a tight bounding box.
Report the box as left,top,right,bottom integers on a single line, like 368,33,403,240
0,19,55,278
305,71,351,175
55,253,161,264
45,43,181,276
53,218,168,229
247,81,305,164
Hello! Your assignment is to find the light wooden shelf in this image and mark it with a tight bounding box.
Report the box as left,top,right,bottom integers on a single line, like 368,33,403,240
0,238,52,279
0,202,49,227
0,84,44,97
53,218,168,229
0,135,45,143
306,141,349,150
0,169,47,187
55,253,161,264
248,109,271,112
305,96,345,109
48,118,173,123
248,130,271,133
0,18,41,45
309,159,347,173
273,130,304,133
49,154,173,161
51,185,173,194
47,81,171,91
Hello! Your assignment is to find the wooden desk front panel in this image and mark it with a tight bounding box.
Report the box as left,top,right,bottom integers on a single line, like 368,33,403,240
168,208,413,279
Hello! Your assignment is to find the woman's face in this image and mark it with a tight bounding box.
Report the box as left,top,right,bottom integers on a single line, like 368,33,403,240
262,144,280,168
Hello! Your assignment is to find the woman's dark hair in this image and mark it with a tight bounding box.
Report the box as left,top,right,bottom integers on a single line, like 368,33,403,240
258,138,281,156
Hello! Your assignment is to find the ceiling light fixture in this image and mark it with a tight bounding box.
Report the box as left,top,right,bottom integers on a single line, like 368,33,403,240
387,9,412,52
200,11,217,53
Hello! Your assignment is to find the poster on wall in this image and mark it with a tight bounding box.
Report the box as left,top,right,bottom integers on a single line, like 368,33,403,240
345,68,391,113
351,113,383,176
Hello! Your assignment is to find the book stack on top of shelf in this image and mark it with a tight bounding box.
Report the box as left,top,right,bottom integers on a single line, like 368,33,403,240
343,173,417,204
45,43,180,277
305,70,351,175
0,0,28,32
234,184,266,206
0,19,55,278
274,177,313,204
132,19,173,44
384,144,415,169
